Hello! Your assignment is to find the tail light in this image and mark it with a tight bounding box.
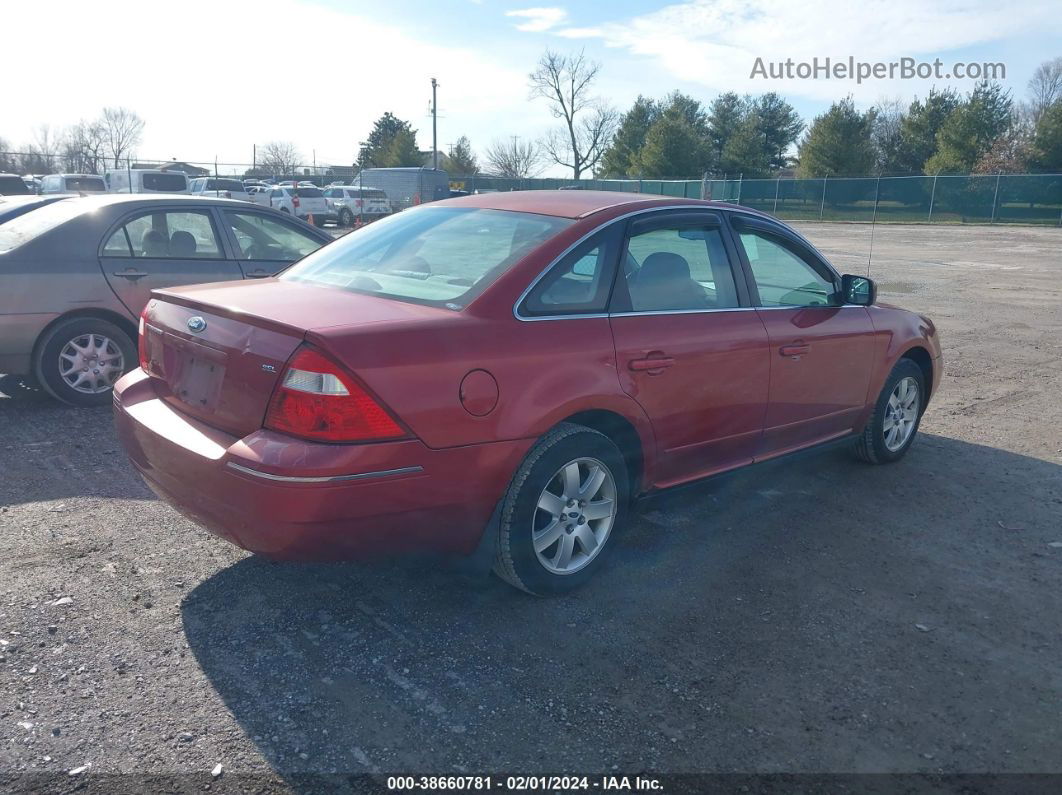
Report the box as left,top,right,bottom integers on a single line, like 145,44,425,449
292,195,300,210
355,199,364,208
264,346,405,443
137,306,150,371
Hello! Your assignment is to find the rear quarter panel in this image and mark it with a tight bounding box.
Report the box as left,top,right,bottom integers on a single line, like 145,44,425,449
310,314,656,458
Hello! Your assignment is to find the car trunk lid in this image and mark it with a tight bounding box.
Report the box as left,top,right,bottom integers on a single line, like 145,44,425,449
142,278,451,437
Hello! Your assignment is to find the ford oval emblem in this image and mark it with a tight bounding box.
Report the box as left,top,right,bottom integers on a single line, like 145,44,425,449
187,316,207,333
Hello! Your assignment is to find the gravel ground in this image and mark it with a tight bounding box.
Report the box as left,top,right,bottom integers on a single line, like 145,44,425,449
1,223,1060,792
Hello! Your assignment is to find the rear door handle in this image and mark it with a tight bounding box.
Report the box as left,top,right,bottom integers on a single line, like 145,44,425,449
779,344,810,358
113,270,148,280
629,356,675,373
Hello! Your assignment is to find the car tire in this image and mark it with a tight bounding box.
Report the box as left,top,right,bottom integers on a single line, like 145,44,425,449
493,422,629,596
34,316,136,407
339,208,354,227
854,358,926,464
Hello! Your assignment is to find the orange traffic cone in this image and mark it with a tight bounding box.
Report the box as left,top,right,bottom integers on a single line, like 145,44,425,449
307,213,314,226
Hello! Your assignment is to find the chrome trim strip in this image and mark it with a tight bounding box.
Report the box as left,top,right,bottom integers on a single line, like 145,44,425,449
511,203,842,322
225,462,423,483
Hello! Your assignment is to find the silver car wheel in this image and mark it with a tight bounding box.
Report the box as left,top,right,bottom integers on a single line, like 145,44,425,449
58,334,125,395
883,376,920,452
533,457,617,575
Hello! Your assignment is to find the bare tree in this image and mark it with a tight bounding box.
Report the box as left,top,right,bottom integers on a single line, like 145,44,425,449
1028,57,1062,122
529,49,618,179
30,125,61,173
259,141,302,177
62,120,108,174
101,107,145,167
483,137,543,178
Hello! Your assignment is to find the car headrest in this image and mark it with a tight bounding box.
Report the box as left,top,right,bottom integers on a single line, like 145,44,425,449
170,231,196,257
141,229,168,257
639,252,691,283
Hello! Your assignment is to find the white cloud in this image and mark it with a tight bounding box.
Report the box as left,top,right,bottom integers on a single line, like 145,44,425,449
506,7,569,33
555,0,1062,103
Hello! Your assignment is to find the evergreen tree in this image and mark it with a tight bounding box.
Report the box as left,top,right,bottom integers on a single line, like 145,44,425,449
797,97,877,177
753,93,803,171
706,92,746,171
925,82,1013,174
599,96,659,177
443,136,478,174
358,113,418,168
895,88,961,174
1029,101,1062,172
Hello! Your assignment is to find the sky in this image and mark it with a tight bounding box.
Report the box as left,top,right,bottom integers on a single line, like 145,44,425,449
4,0,1061,176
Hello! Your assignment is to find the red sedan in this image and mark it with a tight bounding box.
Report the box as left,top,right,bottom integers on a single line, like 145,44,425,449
114,191,942,594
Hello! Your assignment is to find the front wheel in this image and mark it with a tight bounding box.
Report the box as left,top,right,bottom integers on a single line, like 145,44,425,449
854,358,926,464
34,317,136,407
494,423,628,595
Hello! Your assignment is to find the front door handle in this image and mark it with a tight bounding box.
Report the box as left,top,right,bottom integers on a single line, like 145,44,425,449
629,355,675,373
779,343,810,358
113,270,148,280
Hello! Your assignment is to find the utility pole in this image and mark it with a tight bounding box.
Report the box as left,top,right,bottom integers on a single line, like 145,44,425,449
431,78,439,170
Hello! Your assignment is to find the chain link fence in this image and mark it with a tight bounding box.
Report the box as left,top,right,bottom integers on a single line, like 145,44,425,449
4,152,1060,225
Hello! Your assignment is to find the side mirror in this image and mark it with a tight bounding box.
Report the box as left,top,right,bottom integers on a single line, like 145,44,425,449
841,274,876,306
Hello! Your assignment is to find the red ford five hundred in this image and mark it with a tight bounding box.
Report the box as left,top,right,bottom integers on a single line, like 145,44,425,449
114,191,942,594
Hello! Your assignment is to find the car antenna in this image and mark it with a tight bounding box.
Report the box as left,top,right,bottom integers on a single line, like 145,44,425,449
867,174,881,278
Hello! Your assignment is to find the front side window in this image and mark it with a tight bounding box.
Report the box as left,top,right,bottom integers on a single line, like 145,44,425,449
620,224,740,312
115,211,223,258
737,229,835,307
283,206,572,307
224,211,324,261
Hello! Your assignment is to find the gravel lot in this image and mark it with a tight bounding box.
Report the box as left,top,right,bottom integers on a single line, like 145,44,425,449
1,222,1060,791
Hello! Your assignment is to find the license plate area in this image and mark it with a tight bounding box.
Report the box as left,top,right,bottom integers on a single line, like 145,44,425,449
160,333,228,412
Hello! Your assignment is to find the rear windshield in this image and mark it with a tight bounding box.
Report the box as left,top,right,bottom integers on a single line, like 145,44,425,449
0,199,88,253
282,206,572,308
65,177,106,192
205,179,244,192
142,173,187,191
295,188,323,198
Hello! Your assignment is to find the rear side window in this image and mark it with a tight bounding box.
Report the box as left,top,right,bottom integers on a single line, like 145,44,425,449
520,225,622,317
142,173,187,192
621,224,740,312
103,210,223,258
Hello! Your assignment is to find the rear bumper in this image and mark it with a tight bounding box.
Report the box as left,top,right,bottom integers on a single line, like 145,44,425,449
296,212,336,223
113,369,530,561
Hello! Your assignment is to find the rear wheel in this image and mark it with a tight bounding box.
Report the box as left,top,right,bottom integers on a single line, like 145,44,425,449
34,317,136,407
339,208,354,227
494,423,628,595
854,359,925,464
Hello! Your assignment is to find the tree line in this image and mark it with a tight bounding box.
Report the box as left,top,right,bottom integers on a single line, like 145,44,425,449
0,108,144,175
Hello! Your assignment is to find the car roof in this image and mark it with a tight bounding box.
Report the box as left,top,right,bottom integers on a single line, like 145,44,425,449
437,189,774,220
43,194,261,211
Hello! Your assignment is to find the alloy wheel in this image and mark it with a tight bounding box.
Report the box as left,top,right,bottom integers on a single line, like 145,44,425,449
532,457,617,575
883,376,920,452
